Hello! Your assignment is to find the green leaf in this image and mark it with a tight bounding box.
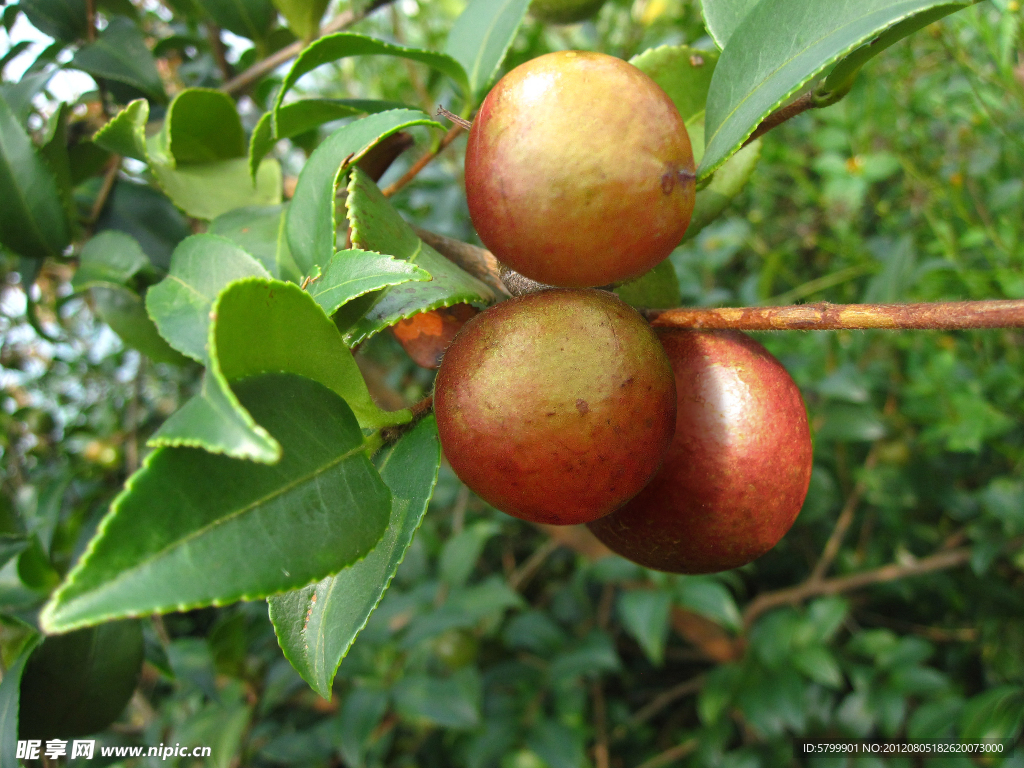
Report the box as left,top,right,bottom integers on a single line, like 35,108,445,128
153,156,282,220
686,138,761,240
0,635,41,768
630,44,720,126
341,167,497,345
614,260,681,309
444,0,531,101
0,534,29,571
152,278,407,462
72,230,150,291
209,205,303,283
268,416,440,698
90,285,191,365
527,721,588,768
617,590,672,666
440,521,501,588
212,279,406,430
285,109,443,276
41,373,391,633
18,620,143,739
96,180,192,272
92,98,149,161
393,668,482,729
194,0,276,41
150,369,280,463
152,278,406,461
960,686,1024,742
70,16,166,103
677,577,742,632
19,0,87,42
309,249,432,316
272,0,329,41
164,89,246,164
273,34,470,129
700,0,759,48
249,98,406,180
792,644,844,688
39,103,76,238
145,233,271,363
0,91,72,259
699,0,975,179
338,686,389,767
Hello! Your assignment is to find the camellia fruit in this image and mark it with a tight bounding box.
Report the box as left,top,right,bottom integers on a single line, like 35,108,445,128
434,289,676,525
588,330,813,573
464,51,695,288
530,0,607,24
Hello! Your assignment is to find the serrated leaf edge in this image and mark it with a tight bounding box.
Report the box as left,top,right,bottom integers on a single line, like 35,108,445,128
269,419,440,697
40,435,378,634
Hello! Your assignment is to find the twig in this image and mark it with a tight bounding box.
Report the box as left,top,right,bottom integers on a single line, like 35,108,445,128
411,225,508,296
379,393,433,444
591,680,610,768
381,123,465,198
809,446,878,582
88,155,121,227
613,674,707,740
85,0,96,42
220,0,399,95
207,23,233,82
742,546,973,629
635,739,698,768
647,299,1024,331
507,537,560,591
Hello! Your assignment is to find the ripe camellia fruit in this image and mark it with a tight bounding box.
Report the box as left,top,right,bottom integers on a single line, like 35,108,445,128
588,330,813,573
464,51,695,288
434,289,676,525
530,0,607,24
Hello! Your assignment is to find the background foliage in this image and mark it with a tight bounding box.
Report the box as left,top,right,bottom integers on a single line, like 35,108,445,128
0,0,1023,766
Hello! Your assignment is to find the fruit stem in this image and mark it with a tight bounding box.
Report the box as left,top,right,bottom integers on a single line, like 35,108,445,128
647,299,1024,331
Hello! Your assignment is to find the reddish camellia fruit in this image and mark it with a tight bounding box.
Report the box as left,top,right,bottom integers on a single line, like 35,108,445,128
464,51,695,288
588,330,813,573
434,289,676,525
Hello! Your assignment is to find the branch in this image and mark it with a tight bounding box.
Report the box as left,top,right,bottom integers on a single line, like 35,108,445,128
612,674,707,740
809,446,878,582
206,23,233,82
87,155,121,227
591,681,610,768
411,225,509,297
636,740,698,768
507,537,560,591
220,0,399,95
742,546,973,629
381,122,465,198
648,299,1024,331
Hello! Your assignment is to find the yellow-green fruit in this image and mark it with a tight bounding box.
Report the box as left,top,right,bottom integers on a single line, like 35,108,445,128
530,0,607,24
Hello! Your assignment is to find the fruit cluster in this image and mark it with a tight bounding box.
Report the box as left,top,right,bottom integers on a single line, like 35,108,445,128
434,52,813,574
